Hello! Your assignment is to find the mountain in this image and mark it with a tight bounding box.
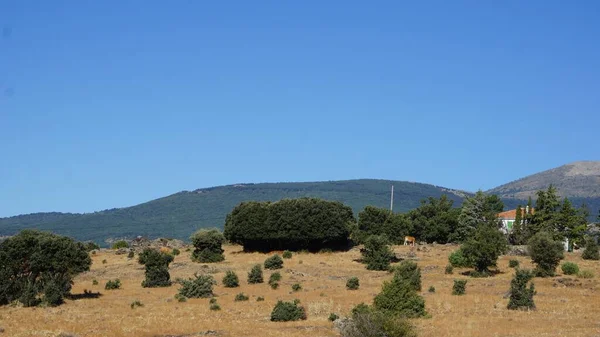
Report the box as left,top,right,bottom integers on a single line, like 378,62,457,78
0,179,468,244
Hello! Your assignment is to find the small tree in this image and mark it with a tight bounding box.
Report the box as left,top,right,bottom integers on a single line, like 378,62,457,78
460,224,508,276
582,237,600,260
392,261,421,291
190,229,225,263
138,248,174,287
361,235,395,271
452,280,467,295
528,231,564,277
248,264,264,284
222,270,240,288
178,274,216,298
507,269,535,310
264,254,284,270
270,300,307,321
373,270,426,318
346,277,360,290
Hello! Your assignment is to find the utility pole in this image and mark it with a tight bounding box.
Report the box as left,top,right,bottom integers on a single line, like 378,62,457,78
390,185,394,213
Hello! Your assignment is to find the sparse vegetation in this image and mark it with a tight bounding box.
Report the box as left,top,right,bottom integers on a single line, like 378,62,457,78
507,269,535,310
177,274,216,298
248,264,264,284
190,229,225,263
578,270,594,279
509,259,519,268
222,270,240,288
561,262,579,275
445,264,453,274
235,293,249,301
130,300,143,309
452,280,467,295
138,248,174,288
105,279,121,290
270,300,307,322
528,231,565,277
346,277,360,290
111,240,129,249
264,254,284,270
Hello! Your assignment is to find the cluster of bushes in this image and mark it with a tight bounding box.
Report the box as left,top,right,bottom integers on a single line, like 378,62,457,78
105,279,121,290
224,198,355,252
138,248,174,287
190,229,225,263
0,230,91,307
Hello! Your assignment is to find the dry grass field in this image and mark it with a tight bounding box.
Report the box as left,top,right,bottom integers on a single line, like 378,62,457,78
1,244,599,337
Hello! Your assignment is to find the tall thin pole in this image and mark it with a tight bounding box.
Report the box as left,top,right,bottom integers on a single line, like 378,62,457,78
390,185,394,212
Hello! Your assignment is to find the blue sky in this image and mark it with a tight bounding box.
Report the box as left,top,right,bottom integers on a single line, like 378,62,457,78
1,1,599,217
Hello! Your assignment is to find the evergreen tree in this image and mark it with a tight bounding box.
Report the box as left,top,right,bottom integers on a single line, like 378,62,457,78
530,186,560,237
138,249,174,287
507,269,536,310
511,205,524,245
558,198,587,248
453,191,501,243
361,235,395,271
460,224,508,275
527,231,564,277
582,236,600,260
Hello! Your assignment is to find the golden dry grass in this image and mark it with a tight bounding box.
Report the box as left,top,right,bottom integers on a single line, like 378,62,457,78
1,244,599,337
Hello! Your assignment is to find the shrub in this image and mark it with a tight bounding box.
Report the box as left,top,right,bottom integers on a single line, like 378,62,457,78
582,237,600,260
248,264,264,284
428,286,435,293
127,251,134,259
178,274,215,298
138,248,174,288
257,296,265,302
346,277,360,290
270,282,279,289
448,249,470,268
83,241,100,252
209,298,217,304
190,229,225,263
105,279,121,290
174,293,187,302
509,259,519,268
224,198,354,252
222,270,240,288
264,254,284,270
373,273,426,318
270,300,307,321
292,283,302,292
282,250,293,259
210,303,221,311
235,293,249,301
111,240,129,249
452,280,467,295
561,262,579,275
528,232,564,277
362,235,395,271
43,279,65,306
459,224,508,274
172,248,181,256
269,272,282,284
578,270,594,279
102,259,107,264
392,261,421,291
328,313,339,321
340,306,417,337
445,264,453,274
130,300,143,309
92,279,98,286
507,269,535,310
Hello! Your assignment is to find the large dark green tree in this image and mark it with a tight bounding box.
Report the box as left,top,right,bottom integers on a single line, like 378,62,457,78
460,224,508,275
138,248,174,287
357,206,412,244
408,195,460,244
527,231,564,277
0,230,91,307
452,191,502,243
190,228,225,263
510,205,525,245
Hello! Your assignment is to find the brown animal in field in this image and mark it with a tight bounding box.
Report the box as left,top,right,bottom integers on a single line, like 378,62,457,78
404,236,416,246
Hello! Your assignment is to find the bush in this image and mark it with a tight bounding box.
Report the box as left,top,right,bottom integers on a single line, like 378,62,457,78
0,231,93,307
178,274,215,298
509,259,519,268
340,306,417,337
130,300,143,309
105,279,121,290
428,286,435,293
222,270,240,288
83,241,100,252
235,293,249,301
224,198,354,252
282,251,293,259
138,249,174,288
257,296,265,302
445,264,453,274
292,283,302,292
174,294,187,302
92,279,98,285
561,262,579,275
269,272,282,284
392,261,421,291
459,224,508,274
248,264,264,284
264,255,284,270
346,277,360,290
111,240,129,249
209,298,217,304
172,248,181,256
328,313,339,321
578,270,594,279
270,282,279,289
507,269,535,310
448,249,470,268
582,237,600,260
373,272,426,318
270,300,307,321
452,280,467,295
102,259,107,264
127,251,135,259
190,229,225,263
528,232,564,277
362,235,395,271
210,303,221,311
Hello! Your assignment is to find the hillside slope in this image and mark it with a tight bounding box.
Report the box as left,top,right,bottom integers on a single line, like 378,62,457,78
0,179,468,244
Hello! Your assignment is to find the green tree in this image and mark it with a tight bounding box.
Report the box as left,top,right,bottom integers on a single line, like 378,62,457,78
507,269,535,310
138,249,174,287
510,205,524,245
408,195,459,244
530,186,560,237
453,191,501,242
0,230,91,307
373,269,426,318
558,198,587,248
527,231,564,277
361,235,395,271
190,229,225,263
460,224,508,275
582,236,600,260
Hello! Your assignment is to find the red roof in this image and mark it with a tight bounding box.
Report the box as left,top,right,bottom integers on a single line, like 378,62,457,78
497,208,534,220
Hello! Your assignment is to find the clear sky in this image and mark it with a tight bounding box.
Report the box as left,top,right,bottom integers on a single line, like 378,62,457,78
1,1,599,217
